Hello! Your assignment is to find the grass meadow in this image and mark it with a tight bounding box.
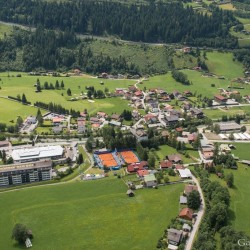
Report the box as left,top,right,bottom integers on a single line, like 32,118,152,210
209,163,250,236
0,178,184,250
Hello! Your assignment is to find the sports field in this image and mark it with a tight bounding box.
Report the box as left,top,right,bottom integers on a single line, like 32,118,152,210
98,153,117,167
119,150,139,164
0,179,184,249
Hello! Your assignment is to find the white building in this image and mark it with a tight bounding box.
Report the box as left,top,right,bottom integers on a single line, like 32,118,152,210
12,146,64,163
178,169,192,179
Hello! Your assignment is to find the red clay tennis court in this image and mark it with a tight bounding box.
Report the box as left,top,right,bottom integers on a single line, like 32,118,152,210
98,153,117,167
120,150,139,164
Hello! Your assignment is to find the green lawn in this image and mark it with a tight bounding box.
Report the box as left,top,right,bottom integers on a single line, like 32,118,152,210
209,163,250,236
0,179,184,250
156,145,195,164
0,23,12,39
225,143,250,160
0,98,42,124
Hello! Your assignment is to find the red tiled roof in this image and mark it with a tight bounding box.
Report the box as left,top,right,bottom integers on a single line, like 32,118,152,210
179,208,193,220
137,169,149,177
160,160,173,168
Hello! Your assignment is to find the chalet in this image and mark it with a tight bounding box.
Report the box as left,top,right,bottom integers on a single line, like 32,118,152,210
92,123,100,130
173,90,180,98
161,130,169,139
175,164,184,170
160,160,173,169
111,114,120,121
168,154,182,163
127,161,148,173
132,110,140,120
130,128,148,142
165,115,179,127
214,95,228,105
80,112,88,119
167,229,183,246
144,174,157,187
182,101,192,111
184,184,198,196
190,108,204,119
179,208,193,221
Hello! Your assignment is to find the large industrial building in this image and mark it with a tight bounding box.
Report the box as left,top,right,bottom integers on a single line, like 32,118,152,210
0,160,52,187
12,145,64,163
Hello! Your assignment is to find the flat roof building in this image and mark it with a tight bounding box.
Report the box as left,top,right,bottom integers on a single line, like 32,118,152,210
0,160,52,187
12,146,64,163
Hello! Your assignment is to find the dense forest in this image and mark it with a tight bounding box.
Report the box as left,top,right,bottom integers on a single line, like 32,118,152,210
0,27,139,74
0,0,238,48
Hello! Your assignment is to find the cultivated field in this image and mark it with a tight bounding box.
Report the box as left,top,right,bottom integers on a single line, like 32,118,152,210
0,179,184,250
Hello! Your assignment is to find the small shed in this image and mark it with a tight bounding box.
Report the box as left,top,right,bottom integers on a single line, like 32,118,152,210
126,189,135,197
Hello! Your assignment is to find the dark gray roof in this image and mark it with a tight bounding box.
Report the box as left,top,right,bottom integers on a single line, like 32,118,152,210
168,229,182,244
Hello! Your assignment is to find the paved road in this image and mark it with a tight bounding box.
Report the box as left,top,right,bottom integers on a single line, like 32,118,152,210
185,174,205,250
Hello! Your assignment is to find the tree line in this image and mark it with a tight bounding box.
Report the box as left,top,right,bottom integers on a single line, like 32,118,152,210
0,0,239,48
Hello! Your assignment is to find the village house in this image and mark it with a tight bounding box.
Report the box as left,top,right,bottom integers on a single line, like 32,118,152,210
179,207,193,221
97,112,108,119
190,108,204,119
182,101,192,111
128,85,138,93
90,117,101,124
52,117,63,125
219,144,231,154
130,128,148,142
77,120,86,133
111,114,121,121
144,113,158,124
53,126,63,134
164,115,179,127
214,95,228,105
167,229,183,246
184,184,198,196
132,110,140,120
183,90,192,97
168,154,182,163
178,169,192,178
25,116,37,125
159,160,173,169
188,133,197,143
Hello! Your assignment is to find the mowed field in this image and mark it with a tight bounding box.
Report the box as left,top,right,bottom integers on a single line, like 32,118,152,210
210,163,250,236
0,179,184,250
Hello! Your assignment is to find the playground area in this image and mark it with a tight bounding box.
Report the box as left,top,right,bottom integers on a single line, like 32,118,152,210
93,149,139,170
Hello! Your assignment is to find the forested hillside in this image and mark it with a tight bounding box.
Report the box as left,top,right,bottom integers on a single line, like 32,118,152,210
0,0,238,48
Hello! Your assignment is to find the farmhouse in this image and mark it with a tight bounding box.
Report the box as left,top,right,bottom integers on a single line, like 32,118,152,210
0,160,52,187
159,160,173,169
214,95,228,105
179,208,193,221
12,145,64,163
167,228,183,246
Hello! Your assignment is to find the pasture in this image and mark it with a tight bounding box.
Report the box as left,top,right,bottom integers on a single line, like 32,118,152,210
0,98,42,125
0,73,134,117
0,178,184,250
141,51,247,98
